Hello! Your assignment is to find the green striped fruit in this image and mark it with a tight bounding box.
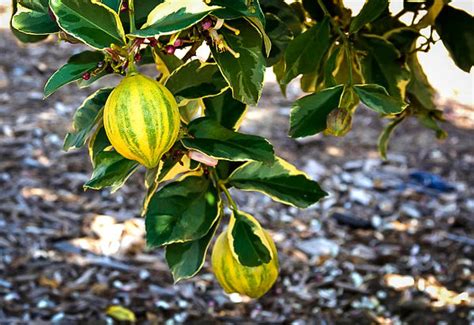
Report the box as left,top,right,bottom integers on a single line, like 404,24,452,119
211,228,279,299
103,73,180,168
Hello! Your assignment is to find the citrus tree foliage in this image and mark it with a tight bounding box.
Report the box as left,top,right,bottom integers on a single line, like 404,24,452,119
11,0,473,297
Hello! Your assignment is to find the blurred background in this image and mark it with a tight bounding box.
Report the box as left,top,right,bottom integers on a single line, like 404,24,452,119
0,0,473,323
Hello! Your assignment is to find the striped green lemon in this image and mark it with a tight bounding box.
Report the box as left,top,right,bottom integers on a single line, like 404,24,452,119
211,228,279,299
103,73,180,168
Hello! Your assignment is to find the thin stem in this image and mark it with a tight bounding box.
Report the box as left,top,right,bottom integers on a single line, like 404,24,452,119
344,44,353,86
210,169,238,211
128,0,135,34
220,183,238,211
317,0,330,16
126,0,138,76
182,40,203,62
393,8,407,20
127,59,137,74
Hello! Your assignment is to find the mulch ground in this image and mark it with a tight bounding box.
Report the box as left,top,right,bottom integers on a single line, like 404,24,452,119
0,28,473,324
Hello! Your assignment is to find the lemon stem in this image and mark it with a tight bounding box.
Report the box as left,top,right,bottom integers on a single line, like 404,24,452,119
128,0,135,34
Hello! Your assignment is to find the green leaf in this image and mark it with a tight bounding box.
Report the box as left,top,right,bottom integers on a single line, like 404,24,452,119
323,46,341,88
378,116,405,160
385,27,420,55
120,0,164,28
44,51,104,98
88,127,110,164
130,0,221,37
145,176,220,247
413,104,447,140
300,70,318,93
203,89,247,131
246,16,272,57
85,151,139,192
63,88,113,151
166,218,220,282
211,0,264,22
49,0,126,49
181,117,274,163
10,0,50,42
289,85,344,138
142,154,198,215
282,17,331,84
228,157,328,208
207,1,268,54
12,6,59,35
356,35,410,99
260,0,303,36
353,84,407,114
102,0,122,12
228,210,272,267
10,24,48,43
349,0,388,33
85,128,139,192
179,100,200,124
152,48,184,82
435,5,474,73
165,60,228,103
264,13,293,67
134,0,164,23
302,0,346,21
137,47,156,65
211,20,266,106
18,0,49,12
215,160,245,180
407,54,436,110
272,58,287,95
416,0,449,29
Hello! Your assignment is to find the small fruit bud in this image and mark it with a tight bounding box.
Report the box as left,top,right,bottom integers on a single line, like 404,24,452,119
325,108,352,137
120,2,128,12
165,45,176,55
134,53,142,62
82,72,91,80
173,38,184,47
201,18,213,30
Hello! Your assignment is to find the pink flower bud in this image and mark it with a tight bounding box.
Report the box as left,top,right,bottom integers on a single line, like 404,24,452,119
188,151,218,167
165,45,175,55
173,39,184,47
201,18,213,30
